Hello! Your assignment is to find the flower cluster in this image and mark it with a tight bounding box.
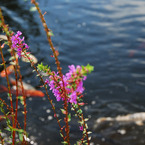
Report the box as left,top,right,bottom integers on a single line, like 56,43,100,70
11,31,29,58
45,65,87,104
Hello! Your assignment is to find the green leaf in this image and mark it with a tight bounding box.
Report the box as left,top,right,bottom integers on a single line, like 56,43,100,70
78,120,83,125
85,124,88,129
68,113,71,122
9,61,16,65
5,127,11,132
61,141,68,145
0,63,4,66
83,130,86,134
7,48,11,52
60,133,63,138
47,31,54,37
30,6,37,12
37,62,50,73
6,112,10,116
81,64,94,75
19,133,23,142
82,140,87,143
84,118,89,122
7,93,12,98
85,64,94,73
77,109,82,114
9,56,15,61
87,131,92,134
60,109,66,114
73,104,78,108
18,96,24,105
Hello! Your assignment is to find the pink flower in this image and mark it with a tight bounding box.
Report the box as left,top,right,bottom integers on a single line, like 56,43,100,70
17,31,22,36
68,65,76,73
49,80,55,90
45,65,88,104
69,91,77,104
45,79,49,84
76,81,84,94
10,31,29,58
83,76,87,80
79,126,83,131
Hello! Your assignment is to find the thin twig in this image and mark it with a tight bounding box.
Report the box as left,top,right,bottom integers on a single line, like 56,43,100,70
31,0,70,143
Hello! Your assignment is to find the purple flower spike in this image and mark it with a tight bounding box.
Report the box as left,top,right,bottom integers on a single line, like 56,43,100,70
10,31,29,58
45,65,88,104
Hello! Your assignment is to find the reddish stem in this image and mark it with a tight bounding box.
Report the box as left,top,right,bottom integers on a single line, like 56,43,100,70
23,51,65,141
31,0,70,143
72,104,90,145
0,43,15,144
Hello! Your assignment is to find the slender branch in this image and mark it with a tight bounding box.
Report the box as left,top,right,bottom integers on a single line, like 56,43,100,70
17,66,27,130
0,44,16,144
72,104,90,145
31,0,70,143
0,133,4,145
0,9,28,144
23,51,66,141
12,52,20,144
13,55,27,145
0,37,14,115
0,9,17,144
0,98,22,130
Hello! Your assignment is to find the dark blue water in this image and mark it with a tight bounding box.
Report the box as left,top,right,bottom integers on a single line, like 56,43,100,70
1,0,145,144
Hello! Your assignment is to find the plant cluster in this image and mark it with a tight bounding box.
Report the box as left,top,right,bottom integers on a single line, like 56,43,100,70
0,0,94,144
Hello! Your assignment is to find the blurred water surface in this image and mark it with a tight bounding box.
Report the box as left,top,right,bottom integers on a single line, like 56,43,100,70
1,0,145,144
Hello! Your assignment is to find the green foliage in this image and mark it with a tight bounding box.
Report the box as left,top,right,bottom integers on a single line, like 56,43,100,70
37,62,51,73
61,141,68,145
77,109,82,115
60,109,66,114
18,96,24,105
47,31,54,37
68,113,71,122
30,6,37,12
81,64,94,76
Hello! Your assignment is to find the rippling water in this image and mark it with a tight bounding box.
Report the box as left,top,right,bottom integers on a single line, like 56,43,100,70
1,0,145,144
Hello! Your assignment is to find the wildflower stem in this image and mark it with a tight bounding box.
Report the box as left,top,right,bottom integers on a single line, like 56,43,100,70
0,133,4,145
0,11,14,115
0,98,12,112
72,104,90,145
31,0,70,143
77,104,90,145
23,50,66,141
12,51,20,144
0,9,26,144
14,57,27,144
0,43,15,144
0,45,13,112
17,67,27,131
